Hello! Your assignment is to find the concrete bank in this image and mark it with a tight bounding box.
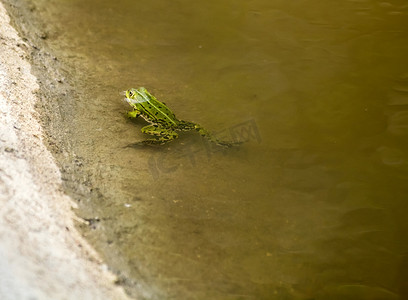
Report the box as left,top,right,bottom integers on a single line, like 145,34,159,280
0,3,131,299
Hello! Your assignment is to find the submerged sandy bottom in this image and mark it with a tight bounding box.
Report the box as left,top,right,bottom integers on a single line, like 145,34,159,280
0,3,132,299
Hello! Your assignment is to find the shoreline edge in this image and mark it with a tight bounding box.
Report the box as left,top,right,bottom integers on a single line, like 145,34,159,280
0,2,132,299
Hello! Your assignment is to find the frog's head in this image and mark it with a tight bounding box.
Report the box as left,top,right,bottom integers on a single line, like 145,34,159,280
124,87,149,106
124,88,139,108
125,88,138,100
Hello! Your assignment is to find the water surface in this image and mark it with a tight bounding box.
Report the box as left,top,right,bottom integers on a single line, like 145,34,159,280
9,0,408,299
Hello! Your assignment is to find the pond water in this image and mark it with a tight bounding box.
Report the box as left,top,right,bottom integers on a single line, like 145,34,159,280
7,0,408,299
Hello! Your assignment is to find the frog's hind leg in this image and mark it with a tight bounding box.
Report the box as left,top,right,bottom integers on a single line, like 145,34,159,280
177,120,196,131
178,120,235,147
139,124,178,145
178,121,213,141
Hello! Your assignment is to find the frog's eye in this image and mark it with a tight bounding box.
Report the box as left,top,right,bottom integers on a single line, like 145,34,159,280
128,91,134,97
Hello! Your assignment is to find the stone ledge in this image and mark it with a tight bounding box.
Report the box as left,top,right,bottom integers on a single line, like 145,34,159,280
0,2,132,299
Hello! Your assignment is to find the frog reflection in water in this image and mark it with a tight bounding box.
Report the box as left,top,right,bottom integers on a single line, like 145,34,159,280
124,87,235,147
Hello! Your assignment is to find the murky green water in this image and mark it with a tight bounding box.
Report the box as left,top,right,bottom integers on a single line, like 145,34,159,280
6,0,408,299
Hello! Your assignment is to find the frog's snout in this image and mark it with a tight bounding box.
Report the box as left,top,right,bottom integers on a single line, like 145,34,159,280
122,90,131,104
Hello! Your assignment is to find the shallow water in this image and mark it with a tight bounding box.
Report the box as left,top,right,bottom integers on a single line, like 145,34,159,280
8,0,408,299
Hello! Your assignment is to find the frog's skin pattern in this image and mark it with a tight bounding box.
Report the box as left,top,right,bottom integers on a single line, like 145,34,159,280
124,87,232,146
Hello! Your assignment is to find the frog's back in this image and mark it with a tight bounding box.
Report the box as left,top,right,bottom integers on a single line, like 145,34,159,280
137,88,179,126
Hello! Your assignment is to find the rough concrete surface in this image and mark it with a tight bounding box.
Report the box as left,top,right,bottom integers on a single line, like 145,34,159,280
0,3,132,299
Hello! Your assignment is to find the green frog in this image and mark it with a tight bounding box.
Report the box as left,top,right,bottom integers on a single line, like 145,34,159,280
124,87,234,146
